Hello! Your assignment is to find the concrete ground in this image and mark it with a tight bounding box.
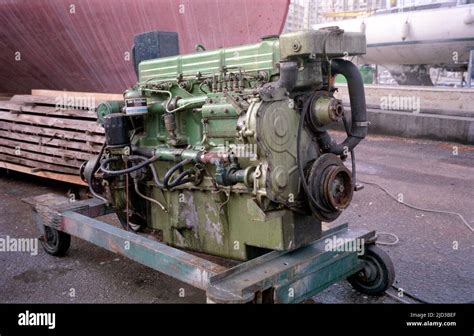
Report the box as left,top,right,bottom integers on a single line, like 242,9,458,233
0,133,473,303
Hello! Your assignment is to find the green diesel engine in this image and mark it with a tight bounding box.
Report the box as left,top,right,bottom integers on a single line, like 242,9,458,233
82,29,368,261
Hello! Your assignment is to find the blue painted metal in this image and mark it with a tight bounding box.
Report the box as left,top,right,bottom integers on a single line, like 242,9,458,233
26,194,376,303
61,211,226,290
273,252,360,303
26,194,226,290
206,224,376,303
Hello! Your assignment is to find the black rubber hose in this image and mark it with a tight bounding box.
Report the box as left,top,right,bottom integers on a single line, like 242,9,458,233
131,145,154,158
318,59,368,154
163,159,193,189
99,153,194,189
87,172,108,203
100,154,167,188
343,114,357,188
87,143,109,203
276,61,298,91
100,155,159,176
92,143,106,172
148,163,165,189
150,161,195,189
166,168,196,189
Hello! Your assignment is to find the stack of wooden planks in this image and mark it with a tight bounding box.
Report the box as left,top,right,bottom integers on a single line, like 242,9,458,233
0,90,122,185
0,94,12,101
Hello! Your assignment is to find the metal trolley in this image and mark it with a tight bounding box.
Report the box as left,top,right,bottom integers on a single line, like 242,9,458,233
25,193,395,304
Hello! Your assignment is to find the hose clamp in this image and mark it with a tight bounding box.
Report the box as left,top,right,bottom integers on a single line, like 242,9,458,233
354,121,370,127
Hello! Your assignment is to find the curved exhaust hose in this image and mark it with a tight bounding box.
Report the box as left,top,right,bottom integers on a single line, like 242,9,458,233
277,61,298,92
318,58,368,154
259,61,298,100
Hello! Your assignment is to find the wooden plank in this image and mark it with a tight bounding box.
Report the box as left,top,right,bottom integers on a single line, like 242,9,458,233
0,161,86,186
0,138,95,161
0,154,79,175
11,94,99,110
0,122,104,144
0,130,101,153
0,110,104,133
0,91,110,185
31,90,123,102
0,146,83,168
0,101,97,119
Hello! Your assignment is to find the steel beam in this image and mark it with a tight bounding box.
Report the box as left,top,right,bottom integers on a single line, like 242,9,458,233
28,194,226,290
60,211,226,290
206,224,375,303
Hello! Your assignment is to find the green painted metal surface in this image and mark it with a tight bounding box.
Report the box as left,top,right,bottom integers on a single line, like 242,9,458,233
102,30,367,261
139,38,280,82
149,189,319,260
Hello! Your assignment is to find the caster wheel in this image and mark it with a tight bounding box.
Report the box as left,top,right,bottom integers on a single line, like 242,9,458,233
40,226,71,256
348,245,395,296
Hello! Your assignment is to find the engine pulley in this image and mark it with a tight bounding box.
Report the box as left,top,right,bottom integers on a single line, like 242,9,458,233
306,153,353,222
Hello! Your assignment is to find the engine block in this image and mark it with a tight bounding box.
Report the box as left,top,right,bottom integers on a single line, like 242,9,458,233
85,29,368,260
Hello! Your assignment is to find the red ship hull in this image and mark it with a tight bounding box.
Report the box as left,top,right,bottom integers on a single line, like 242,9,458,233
0,0,289,94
